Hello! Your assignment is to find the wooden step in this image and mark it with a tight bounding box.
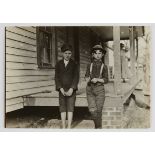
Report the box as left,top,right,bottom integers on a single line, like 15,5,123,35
23,81,141,107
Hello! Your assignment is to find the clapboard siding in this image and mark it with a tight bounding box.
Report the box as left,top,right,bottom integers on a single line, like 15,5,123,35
6,31,36,46
80,56,90,63
79,28,92,78
80,59,90,65
6,103,24,113
6,47,37,58
19,26,36,34
80,64,88,70
6,80,54,92
80,52,91,58
56,27,67,60
6,69,54,76
6,97,24,106
6,75,53,84
6,62,38,70
5,26,55,112
6,86,54,99
6,39,36,51
6,54,37,64
6,27,36,39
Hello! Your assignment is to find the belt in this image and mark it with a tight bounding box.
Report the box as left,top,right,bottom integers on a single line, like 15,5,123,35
87,82,104,86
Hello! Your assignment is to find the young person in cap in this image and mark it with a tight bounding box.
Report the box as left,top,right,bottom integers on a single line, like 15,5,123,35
55,44,79,129
85,44,108,129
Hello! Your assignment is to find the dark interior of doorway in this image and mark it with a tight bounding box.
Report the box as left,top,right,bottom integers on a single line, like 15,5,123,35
73,27,80,64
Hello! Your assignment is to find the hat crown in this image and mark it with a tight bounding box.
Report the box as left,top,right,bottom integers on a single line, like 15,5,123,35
61,44,72,52
91,44,106,54
92,44,103,50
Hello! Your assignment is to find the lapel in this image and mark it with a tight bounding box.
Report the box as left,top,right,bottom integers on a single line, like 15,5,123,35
65,59,72,71
60,59,66,71
60,59,72,71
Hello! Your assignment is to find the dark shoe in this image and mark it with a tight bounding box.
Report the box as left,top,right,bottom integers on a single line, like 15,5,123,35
94,118,102,129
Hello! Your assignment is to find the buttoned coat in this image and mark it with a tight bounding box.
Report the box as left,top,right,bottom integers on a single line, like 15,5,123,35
55,59,79,91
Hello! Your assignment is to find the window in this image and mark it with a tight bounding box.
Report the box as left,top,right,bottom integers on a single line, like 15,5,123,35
37,27,55,69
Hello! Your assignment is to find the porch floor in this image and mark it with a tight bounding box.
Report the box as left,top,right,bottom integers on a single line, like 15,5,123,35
24,80,141,107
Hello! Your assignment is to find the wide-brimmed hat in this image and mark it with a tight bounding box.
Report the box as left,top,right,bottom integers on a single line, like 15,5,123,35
61,44,72,52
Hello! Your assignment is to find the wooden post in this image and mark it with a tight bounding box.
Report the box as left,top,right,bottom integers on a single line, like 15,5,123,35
113,26,122,95
129,26,136,83
51,27,56,67
121,47,127,79
104,47,109,66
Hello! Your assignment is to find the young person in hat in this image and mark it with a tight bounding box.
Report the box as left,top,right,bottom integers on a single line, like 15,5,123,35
85,44,108,129
55,44,79,129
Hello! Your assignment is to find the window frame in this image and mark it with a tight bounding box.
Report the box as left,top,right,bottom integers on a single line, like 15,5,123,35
37,27,56,69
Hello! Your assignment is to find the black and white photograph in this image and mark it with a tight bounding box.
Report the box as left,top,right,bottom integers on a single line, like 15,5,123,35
5,26,151,129
1,0,155,155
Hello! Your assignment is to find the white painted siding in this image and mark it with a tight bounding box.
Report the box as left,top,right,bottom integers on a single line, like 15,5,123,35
6,27,54,112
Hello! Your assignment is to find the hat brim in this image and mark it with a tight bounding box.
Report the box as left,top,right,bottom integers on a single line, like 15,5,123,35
61,44,72,52
91,48,106,54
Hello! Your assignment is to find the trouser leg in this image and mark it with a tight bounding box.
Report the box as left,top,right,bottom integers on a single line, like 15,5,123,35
90,110,99,129
90,110,102,129
94,85,105,129
95,112,102,129
86,86,98,128
86,85,105,129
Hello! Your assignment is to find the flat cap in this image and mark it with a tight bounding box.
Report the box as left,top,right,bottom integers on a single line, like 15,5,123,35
61,44,72,52
92,44,106,54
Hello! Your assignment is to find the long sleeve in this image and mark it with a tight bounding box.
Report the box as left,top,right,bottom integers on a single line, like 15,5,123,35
71,63,79,90
102,65,108,84
85,64,91,78
55,63,62,91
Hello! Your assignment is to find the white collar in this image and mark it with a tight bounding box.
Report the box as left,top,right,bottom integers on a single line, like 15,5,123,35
64,59,69,67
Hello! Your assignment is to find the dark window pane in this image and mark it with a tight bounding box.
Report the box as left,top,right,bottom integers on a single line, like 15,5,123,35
37,27,53,68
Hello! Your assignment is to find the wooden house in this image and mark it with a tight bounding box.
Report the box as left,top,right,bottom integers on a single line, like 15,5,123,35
5,26,144,128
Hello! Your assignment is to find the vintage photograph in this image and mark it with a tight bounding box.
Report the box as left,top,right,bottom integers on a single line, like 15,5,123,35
5,26,150,129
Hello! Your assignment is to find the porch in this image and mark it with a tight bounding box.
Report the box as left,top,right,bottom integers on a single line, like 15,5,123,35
23,26,143,108
24,80,141,107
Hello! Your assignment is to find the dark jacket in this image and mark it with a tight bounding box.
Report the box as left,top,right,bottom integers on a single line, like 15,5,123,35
85,60,108,84
55,59,79,91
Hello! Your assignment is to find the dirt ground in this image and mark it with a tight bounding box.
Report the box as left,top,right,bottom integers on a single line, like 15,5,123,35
5,107,94,129
5,90,150,129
